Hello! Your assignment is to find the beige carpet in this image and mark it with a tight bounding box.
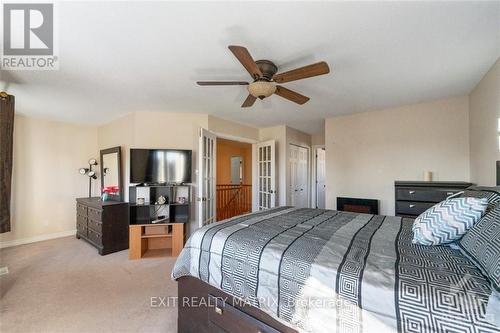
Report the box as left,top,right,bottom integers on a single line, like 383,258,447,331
0,236,178,333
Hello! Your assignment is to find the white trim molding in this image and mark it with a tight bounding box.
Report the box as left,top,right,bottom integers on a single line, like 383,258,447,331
0,230,76,249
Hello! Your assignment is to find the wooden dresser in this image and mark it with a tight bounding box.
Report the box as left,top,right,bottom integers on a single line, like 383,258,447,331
76,197,129,255
395,181,473,218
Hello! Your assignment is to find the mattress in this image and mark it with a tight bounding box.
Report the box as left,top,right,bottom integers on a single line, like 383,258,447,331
172,207,499,333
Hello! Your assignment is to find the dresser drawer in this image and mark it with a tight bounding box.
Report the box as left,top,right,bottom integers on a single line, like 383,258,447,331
396,201,435,216
77,214,87,226
87,228,102,246
77,203,88,216
88,207,103,222
76,219,87,236
87,218,102,233
207,295,280,333
396,188,458,203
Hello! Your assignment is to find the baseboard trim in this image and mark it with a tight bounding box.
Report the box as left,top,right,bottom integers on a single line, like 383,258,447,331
0,230,76,249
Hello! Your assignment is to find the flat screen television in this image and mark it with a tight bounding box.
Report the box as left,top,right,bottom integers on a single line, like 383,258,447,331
130,149,192,184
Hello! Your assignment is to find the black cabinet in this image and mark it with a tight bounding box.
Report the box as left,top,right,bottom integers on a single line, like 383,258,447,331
76,198,129,255
129,185,191,225
394,181,473,218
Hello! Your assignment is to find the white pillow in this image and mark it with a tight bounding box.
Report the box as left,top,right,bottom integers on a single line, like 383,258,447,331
412,197,488,246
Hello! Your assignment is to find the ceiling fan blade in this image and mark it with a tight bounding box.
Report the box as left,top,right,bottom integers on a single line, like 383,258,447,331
228,45,263,79
273,61,330,83
274,86,310,105
197,81,249,86
241,94,257,108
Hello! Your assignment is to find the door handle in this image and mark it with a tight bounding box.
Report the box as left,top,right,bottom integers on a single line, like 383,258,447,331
409,191,416,194
409,204,416,208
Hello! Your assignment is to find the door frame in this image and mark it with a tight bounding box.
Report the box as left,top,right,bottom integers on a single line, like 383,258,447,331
211,131,258,213
311,145,325,208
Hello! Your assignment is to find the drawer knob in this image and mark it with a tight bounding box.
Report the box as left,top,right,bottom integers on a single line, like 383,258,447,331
409,191,415,194
409,204,416,208
214,306,223,315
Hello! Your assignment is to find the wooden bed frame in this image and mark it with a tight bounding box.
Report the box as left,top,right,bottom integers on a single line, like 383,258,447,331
177,276,298,333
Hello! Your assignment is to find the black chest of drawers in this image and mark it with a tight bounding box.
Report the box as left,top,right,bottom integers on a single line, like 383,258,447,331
395,181,473,218
76,197,129,255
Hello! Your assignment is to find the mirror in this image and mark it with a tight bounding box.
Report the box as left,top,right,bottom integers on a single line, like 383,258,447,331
100,146,122,201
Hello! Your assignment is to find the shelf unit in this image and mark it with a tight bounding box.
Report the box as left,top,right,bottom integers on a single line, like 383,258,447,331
129,223,184,259
129,184,191,224
128,184,191,259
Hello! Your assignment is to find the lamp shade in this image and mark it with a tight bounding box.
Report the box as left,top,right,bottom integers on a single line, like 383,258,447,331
248,81,276,99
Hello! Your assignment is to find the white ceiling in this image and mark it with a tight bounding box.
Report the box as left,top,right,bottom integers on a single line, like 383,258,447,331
1,1,499,134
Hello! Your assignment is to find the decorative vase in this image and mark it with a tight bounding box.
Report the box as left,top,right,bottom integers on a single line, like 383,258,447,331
102,192,110,201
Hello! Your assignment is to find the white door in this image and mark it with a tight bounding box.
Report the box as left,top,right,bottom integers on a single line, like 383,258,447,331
316,148,326,209
256,140,276,210
198,128,216,227
290,144,309,208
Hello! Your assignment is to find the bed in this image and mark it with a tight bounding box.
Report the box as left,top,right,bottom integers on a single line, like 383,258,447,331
172,207,499,333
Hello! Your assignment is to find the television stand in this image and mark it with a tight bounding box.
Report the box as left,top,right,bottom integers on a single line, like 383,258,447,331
129,223,185,259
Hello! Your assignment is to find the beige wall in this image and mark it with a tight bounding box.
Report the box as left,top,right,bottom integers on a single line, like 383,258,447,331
325,96,470,215
0,115,98,247
469,58,500,186
312,132,325,146
208,115,259,142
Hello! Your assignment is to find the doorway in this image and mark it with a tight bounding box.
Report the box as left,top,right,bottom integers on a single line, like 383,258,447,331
289,144,309,208
215,138,252,221
198,129,276,227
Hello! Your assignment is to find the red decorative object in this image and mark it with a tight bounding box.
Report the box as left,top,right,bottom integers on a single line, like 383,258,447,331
102,186,119,194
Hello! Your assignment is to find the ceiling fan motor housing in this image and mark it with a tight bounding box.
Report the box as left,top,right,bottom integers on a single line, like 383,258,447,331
255,60,278,80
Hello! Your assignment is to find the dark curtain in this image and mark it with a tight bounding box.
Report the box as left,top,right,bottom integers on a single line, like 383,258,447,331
0,93,14,233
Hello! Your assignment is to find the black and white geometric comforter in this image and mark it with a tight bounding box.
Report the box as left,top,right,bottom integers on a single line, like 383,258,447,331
172,207,500,333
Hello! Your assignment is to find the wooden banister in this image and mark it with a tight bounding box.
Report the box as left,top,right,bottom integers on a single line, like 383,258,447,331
216,184,252,221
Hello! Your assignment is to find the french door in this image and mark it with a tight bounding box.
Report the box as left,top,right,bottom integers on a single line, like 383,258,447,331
256,140,276,210
198,128,216,227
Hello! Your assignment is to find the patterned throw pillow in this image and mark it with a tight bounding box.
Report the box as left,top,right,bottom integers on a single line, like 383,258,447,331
458,203,500,291
459,186,500,211
412,197,488,246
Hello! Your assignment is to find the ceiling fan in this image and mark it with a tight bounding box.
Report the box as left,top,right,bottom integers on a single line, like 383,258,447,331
197,45,330,107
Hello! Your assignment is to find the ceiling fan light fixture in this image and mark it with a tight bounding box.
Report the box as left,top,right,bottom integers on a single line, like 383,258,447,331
248,81,276,99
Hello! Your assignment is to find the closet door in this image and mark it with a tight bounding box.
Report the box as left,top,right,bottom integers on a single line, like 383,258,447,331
290,144,309,208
